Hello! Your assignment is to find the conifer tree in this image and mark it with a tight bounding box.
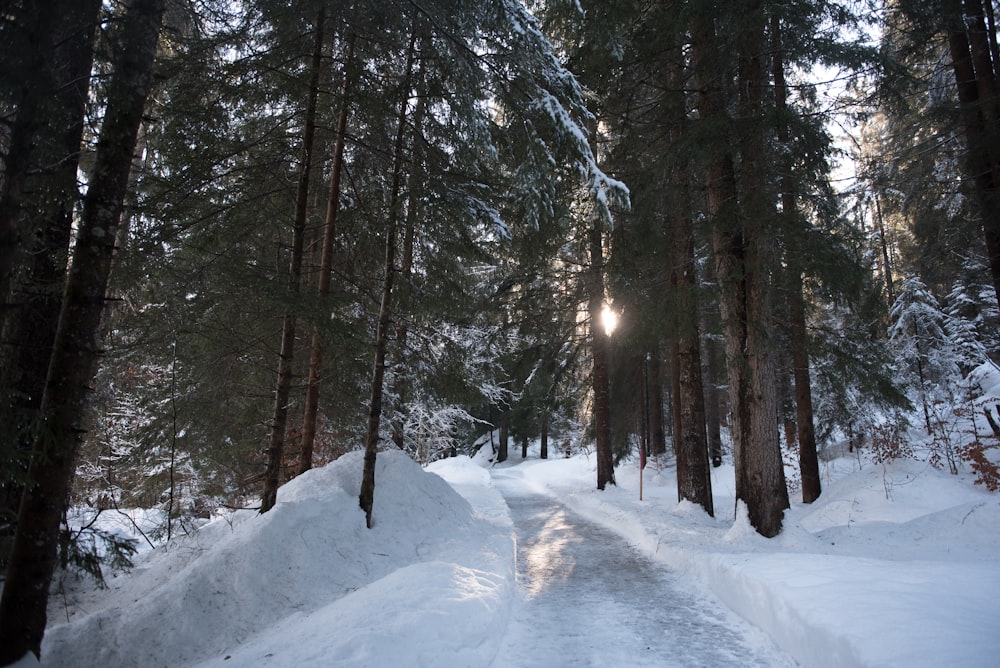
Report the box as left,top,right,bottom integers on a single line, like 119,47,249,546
0,0,166,659
260,8,326,514
0,0,101,560
889,276,965,434
300,30,357,475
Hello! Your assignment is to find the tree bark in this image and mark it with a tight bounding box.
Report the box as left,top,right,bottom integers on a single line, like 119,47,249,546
943,0,1000,301
691,6,787,537
540,414,549,459
389,34,428,452
773,15,820,504
788,265,820,502
670,191,714,516
661,36,712,512
0,4,58,313
0,0,101,562
495,420,508,463
359,28,418,528
647,351,667,456
0,0,165,660
300,30,355,475
872,192,895,303
703,333,724,467
587,223,615,489
669,338,682,457
964,0,1000,132
691,11,749,494
260,9,325,512
737,7,789,536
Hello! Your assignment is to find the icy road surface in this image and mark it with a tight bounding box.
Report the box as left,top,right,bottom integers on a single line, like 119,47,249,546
490,470,796,667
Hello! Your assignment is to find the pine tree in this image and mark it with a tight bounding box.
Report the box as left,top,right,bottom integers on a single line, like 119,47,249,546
690,1,789,536
888,0,1000,301
260,8,326,514
300,30,357,475
0,0,102,563
359,20,419,529
889,276,965,434
0,0,166,660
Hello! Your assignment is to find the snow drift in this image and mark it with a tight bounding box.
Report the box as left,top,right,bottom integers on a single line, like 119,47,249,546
39,450,514,668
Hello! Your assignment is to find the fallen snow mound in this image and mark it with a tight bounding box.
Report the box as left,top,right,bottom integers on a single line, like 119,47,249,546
40,450,514,668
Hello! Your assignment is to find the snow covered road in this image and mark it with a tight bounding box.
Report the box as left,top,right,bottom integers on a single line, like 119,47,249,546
490,471,796,667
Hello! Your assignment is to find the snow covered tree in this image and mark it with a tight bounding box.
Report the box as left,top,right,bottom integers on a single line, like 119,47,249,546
944,273,997,370
885,0,1000,302
355,0,627,521
889,276,965,434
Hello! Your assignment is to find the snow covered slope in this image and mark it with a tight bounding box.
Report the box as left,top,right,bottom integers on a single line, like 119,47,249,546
38,451,514,668
28,439,1000,667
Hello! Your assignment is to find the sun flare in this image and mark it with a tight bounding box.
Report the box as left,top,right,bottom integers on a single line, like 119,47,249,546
600,304,619,336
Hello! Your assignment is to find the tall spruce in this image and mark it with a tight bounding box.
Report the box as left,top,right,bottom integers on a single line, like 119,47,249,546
587,222,616,489
359,25,419,529
691,2,789,536
0,0,101,562
664,28,713,514
0,0,166,659
260,8,326,514
772,13,820,503
941,0,1000,301
300,30,357,475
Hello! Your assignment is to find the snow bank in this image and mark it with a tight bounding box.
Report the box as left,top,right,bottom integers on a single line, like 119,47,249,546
40,450,515,668
36,436,999,667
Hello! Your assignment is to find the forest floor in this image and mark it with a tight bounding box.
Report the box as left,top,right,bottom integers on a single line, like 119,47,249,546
21,365,1000,667
27,439,999,668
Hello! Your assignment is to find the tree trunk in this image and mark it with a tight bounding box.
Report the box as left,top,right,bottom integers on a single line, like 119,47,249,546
0,0,164,661
390,36,428,452
964,0,1000,132
540,414,549,459
773,15,820,504
737,7,789,536
497,420,509,463
691,10,748,494
670,191,714,516
660,33,712,511
359,179,399,529
944,0,1000,301
691,7,787,537
669,337,682,458
0,0,100,563
587,223,615,489
0,4,60,312
359,28,418,529
648,351,667,456
300,30,355,476
872,193,895,304
641,351,651,461
789,269,820,502
260,9,325,513
703,334,724,467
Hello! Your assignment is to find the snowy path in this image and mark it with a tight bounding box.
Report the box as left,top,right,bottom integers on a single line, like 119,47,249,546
490,470,796,667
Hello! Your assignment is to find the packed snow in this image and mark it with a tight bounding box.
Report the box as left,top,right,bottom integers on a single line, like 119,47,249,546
16,390,1000,667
